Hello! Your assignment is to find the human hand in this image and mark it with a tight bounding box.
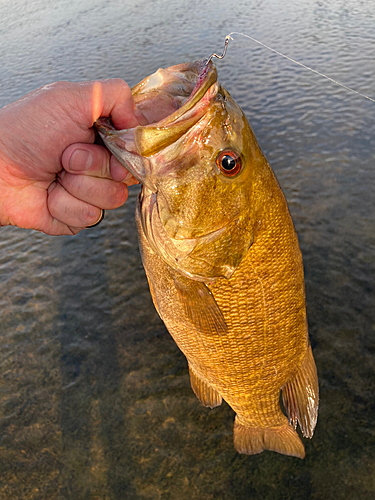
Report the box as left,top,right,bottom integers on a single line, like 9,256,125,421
0,79,146,235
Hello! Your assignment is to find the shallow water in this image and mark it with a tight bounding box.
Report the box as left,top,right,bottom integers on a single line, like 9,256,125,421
1,0,375,499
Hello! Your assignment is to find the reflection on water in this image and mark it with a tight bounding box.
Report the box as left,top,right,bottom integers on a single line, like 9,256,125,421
1,0,375,499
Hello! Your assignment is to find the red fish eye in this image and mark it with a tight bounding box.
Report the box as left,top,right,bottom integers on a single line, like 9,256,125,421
216,150,242,177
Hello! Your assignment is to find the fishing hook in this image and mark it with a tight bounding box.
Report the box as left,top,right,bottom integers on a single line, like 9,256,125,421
206,35,232,65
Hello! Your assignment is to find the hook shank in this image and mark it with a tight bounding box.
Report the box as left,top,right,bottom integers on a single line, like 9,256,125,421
206,35,232,65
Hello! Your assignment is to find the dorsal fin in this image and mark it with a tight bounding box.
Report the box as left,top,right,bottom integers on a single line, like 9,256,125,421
282,345,319,438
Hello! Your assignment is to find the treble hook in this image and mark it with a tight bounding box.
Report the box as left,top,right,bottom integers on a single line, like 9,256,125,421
206,35,232,65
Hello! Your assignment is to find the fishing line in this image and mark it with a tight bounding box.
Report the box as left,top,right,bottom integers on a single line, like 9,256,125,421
207,32,375,104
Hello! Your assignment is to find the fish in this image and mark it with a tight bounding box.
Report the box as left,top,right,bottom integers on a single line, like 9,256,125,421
96,59,319,458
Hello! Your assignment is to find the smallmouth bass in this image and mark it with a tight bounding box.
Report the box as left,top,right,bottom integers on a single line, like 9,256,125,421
96,59,319,458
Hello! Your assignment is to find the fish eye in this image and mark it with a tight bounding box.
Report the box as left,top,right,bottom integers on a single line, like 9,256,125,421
216,150,242,177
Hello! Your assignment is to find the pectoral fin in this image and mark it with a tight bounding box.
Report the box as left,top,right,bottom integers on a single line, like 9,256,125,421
172,275,228,337
188,363,222,408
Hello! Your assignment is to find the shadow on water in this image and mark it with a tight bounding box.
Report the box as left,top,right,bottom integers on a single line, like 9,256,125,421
0,165,374,500
57,233,137,499
52,187,375,500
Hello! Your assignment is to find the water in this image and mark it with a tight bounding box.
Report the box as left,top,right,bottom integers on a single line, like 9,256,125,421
0,0,375,498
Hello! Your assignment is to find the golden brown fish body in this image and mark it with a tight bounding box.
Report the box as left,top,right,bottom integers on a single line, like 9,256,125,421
96,60,318,458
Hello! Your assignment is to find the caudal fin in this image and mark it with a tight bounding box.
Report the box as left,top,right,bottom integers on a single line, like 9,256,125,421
282,344,319,439
233,418,305,458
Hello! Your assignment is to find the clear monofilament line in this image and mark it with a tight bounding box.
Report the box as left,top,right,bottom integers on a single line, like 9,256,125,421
220,31,375,104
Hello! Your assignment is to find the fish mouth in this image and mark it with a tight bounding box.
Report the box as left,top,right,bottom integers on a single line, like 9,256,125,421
95,60,218,183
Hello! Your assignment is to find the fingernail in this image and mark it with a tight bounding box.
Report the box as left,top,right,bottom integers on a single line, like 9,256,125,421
134,106,149,125
69,149,94,171
122,169,134,183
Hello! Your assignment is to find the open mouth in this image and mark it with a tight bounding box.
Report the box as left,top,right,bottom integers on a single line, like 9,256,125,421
96,60,218,157
131,59,216,125
129,60,218,157
95,60,218,184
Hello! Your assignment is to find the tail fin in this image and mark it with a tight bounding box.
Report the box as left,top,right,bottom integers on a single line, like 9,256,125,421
233,418,305,458
282,344,319,438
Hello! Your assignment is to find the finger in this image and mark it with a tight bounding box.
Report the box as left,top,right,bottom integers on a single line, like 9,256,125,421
110,156,139,185
43,215,83,236
95,79,148,128
62,143,139,185
48,180,103,228
58,170,129,209
62,143,112,179
77,79,148,130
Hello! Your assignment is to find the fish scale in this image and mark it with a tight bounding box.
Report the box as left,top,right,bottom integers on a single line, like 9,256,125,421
96,58,319,458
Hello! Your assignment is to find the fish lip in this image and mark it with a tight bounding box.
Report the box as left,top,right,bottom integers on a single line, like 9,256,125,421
147,60,217,127
132,59,218,159
95,117,152,186
95,60,218,184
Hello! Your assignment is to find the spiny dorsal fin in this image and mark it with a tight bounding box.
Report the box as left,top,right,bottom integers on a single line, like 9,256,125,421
282,345,319,438
188,363,222,408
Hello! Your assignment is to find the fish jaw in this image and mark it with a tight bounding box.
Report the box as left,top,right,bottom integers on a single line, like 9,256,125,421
95,60,218,190
95,116,152,187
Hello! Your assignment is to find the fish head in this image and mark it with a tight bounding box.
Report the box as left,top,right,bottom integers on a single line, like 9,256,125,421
96,60,265,281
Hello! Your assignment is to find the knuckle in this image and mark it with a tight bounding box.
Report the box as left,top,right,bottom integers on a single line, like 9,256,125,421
83,205,101,226
109,78,132,100
98,148,111,177
69,227,83,235
112,78,129,90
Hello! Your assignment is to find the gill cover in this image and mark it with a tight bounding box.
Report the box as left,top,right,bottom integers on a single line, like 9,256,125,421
96,60,258,281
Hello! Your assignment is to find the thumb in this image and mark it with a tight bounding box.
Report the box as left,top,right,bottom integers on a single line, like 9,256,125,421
81,78,147,130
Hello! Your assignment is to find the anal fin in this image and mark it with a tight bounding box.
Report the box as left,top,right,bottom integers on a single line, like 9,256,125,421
188,364,222,408
233,417,305,459
282,344,319,439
